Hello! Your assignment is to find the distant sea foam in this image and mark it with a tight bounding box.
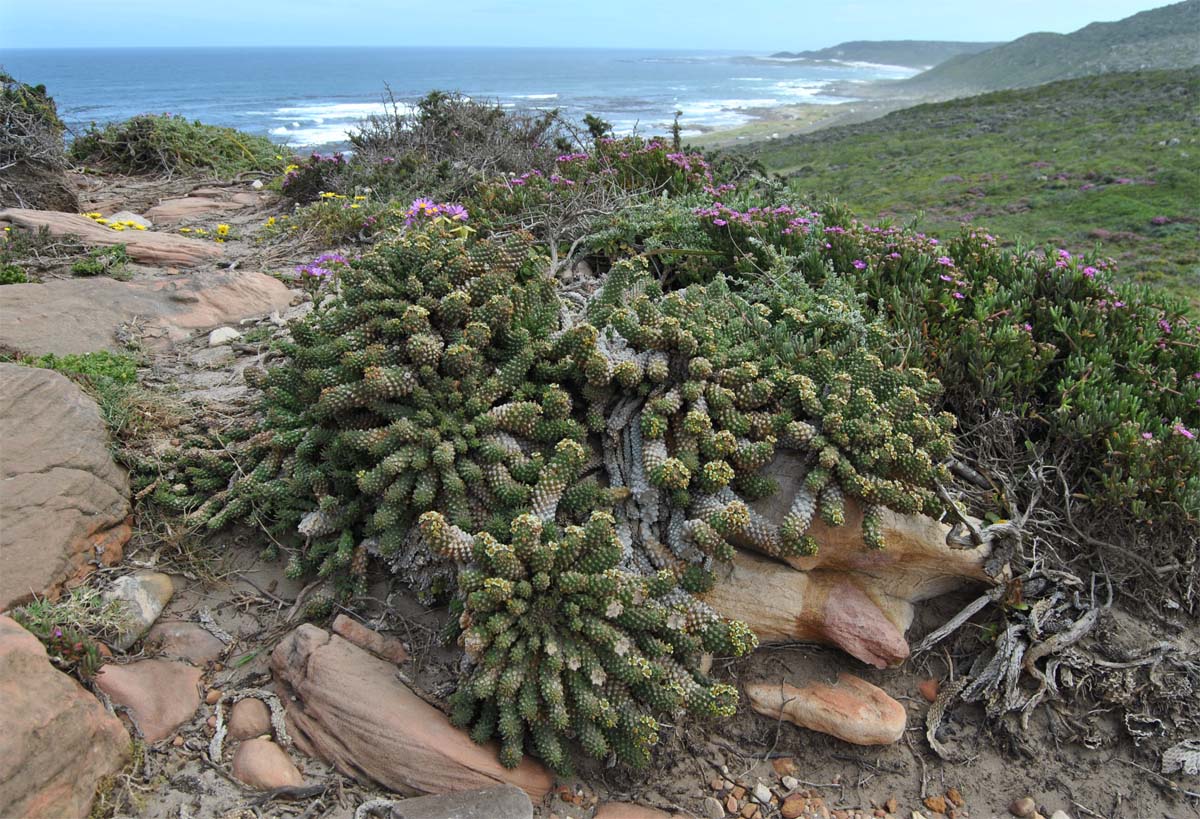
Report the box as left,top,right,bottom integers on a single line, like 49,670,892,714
0,46,916,149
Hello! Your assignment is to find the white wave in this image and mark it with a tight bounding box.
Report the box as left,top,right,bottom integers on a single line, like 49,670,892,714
511,93,558,100
270,122,359,146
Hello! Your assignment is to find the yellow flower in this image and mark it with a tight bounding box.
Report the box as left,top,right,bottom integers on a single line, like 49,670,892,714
215,238,225,243
195,229,208,235
94,218,108,224
285,164,299,173
179,227,192,233
265,216,276,227
133,224,147,230
354,195,367,201
111,225,126,231
350,204,360,209
216,224,230,237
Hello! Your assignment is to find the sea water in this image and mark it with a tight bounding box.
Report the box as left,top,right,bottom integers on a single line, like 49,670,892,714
0,46,917,148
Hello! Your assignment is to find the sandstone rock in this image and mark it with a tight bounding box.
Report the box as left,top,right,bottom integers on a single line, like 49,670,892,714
144,196,244,225
103,571,173,651
331,614,409,664
270,624,552,798
0,271,294,356
144,621,225,665
917,678,940,703
208,326,243,346
228,698,272,741
0,207,222,266
782,796,807,819
593,804,689,819
745,673,907,746
387,785,533,819
0,365,130,610
231,738,304,790
702,796,726,819
1009,798,1036,817
0,616,130,819
94,659,202,743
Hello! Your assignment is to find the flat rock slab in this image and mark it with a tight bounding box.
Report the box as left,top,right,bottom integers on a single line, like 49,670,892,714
0,271,293,355
0,364,130,610
745,673,907,746
94,658,203,743
270,624,553,800
0,616,130,819
389,785,533,819
0,207,223,267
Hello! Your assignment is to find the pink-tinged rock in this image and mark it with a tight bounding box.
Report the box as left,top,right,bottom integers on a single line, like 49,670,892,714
814,575,910,668
593,804,691,819
331,614,408,664
0,616,130,819
0,364,130,611
0,271,293,356
231,738,303,790
144,196,245,224
228,698,273,741
746,673,907,746
0,208,222,266
270,624,553,799
144,621,225,665
94,659,202,743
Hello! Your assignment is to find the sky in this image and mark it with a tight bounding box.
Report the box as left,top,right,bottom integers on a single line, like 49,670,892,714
0,0,1180,51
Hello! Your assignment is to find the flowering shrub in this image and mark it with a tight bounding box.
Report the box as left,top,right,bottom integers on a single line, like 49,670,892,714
266,192,390,246
279,152,349,203
294,252,350,293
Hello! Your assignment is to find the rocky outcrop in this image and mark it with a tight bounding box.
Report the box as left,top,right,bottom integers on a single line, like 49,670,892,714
0,364,130,610
93,659,203,743
0,271,293,355
270,624,553,799
745,673,907,746
701,455,994,668
0,616,130,819
0,208,223,266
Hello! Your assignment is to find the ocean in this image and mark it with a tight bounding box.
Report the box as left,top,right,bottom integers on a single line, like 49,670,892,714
0,47,917,148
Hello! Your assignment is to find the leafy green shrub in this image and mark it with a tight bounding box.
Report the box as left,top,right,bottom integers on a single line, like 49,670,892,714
71,244,129,278
0,263,27,284
70,114,284,177
279,152,350,203
32,350,139,384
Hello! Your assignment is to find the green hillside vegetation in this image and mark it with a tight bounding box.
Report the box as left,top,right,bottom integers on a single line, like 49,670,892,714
769,40,1001,69
897,0,1200,94
734,68,1200,307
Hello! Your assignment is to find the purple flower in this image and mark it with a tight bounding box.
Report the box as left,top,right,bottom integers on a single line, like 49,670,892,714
315,253,348,266
1082,266,1097,278
1175,425,1196,440
852,259,867,270
952,292,965,300
441,204,469,222
1159,319,1173,334
939,274,953,282
936,256,955,267
1023,323,1033,331
1141,432,1153,440
712,218,728,227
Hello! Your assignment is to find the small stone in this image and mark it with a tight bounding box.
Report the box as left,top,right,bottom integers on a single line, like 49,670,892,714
781,796,807,819
886,799,899,814
251,180,264,190
946,789,964,808
772,757,797,777
752,782,772,805
205,688,222,705
206,715,217,729
172,734,184,747
104,571,174,651
702,796,726,819
918,678,940,703
740,805,759,819
1009,798,1036,818
711,777,726,791
228,698,272,740
208,326,242,346
726,795,739,815
144,621,224,665
231,738,303,790
781,775,799,791
913,813,928,819
731,786,746,800
93,658,201,743
923,796,947,815
1049,813,1071,819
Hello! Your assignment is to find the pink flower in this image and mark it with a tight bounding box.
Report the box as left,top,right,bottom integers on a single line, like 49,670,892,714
1175,425,1196,440
1083,266,1097,278
952,292,965,300
852,259,867,270
1142,432,1154,440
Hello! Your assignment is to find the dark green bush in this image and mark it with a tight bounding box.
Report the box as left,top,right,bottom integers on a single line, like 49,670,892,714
71,244,128,278
70,114,284,177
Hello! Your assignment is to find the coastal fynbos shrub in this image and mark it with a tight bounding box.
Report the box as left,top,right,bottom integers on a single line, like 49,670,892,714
0,72,77,211
268,191,389,245
70,113,283,177
279,152,349,203
0,263,27,284
294,252,350,294
70,244,129,278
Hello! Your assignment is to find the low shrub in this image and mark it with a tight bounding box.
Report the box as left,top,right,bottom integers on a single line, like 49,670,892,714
0,263,27,284
70,113,284,177
71,244,129,278
0,72,77,210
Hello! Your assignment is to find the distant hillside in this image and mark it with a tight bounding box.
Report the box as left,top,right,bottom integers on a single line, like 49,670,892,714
737,68,1200,307
899,0,1200,94
769,40,1000,69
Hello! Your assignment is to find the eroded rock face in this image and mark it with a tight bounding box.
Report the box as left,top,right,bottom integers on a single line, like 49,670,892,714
0,616,130,819
0,364,130,610
0,271,293,356
269,624,553,799
0,208,222,266
745,673,907,746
